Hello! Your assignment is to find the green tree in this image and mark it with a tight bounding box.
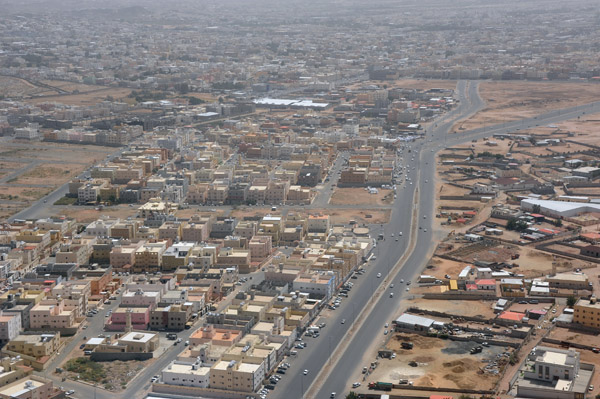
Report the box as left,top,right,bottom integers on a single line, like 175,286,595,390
96,195,101,203
346,392,359,399
567,295,577,307
532,204,541,214
506,218,528,232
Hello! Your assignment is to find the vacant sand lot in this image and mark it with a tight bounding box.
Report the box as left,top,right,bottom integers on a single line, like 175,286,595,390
330,187,394,206
370,333,505,390
454,81,600,132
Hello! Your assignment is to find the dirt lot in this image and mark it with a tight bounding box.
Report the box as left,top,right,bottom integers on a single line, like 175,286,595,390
370,333,506,390
0,76,40,98
330,187,394,206
13,163,82,185
523,111,600,146
424,256,469,279
314,208,391,225
28,87,132,105
515,247,583,277
58,205,137,224
453,81,600,132
62,356,147,392
345,79,457,92
0,141,116,218
405,298,498,320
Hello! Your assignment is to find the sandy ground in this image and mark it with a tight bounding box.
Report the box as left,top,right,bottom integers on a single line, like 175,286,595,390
0,76,40,97
28,87,132,105
453,81,600,132
405,298,498,319
369,333,504,391
13,163,83,185
330,187,394,206
313,208,391,225
0,141,115,218
58,205,137,224
344,79,457,92
523,111,600,146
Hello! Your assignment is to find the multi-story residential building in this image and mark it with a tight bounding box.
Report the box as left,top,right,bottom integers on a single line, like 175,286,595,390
307,214,330,233
158,221,182,241
121,289,161,309
511,346,594,399
3,333,60,370
29,299,77,330
292,272,336,300
210,218,237,239
0,376,56,399
105,307,151,331
85,218,120,237
181,218,211,243
573,297,600,330
162,360,210,388
134,241,168,272
149,304,190,331
162,242,194,272
110,242,141,270
0,313,21,343
233,221,258,240
206,184,229,205
78,180,108,204
216,248,251,273
209,359,264,393
249,236,272,262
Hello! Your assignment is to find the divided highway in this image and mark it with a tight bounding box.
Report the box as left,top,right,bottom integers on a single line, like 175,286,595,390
309,85,600,399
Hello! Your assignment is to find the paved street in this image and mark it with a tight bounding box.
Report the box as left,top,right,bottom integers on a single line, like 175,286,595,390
16,80,600,399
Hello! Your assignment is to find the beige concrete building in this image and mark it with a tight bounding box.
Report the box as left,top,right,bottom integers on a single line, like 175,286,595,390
574,297,600,329
29,299,78,330
209,359,264,393
0,376,55,399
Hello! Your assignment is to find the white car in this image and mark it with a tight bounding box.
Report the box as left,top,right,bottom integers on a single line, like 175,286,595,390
406,287,410,292
303,369,309,375
399,232,403,236
352,382,361,388
377,273,382,278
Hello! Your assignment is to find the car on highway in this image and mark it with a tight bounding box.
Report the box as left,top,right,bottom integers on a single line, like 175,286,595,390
384,330,388,335
406,287,410,292
399,232,403,236
65,390,75,396
303,369,308,375
390,292,394,298
341,319,346,324
376,273,381,278
390,283,394,288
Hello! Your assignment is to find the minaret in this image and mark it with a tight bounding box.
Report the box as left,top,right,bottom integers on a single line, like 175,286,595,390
125,309,133,333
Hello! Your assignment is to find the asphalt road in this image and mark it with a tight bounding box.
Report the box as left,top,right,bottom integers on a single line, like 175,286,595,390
262,80,482,399
36,272,264,399
7,147,126,222
21,80,600,399
308,85,600,398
